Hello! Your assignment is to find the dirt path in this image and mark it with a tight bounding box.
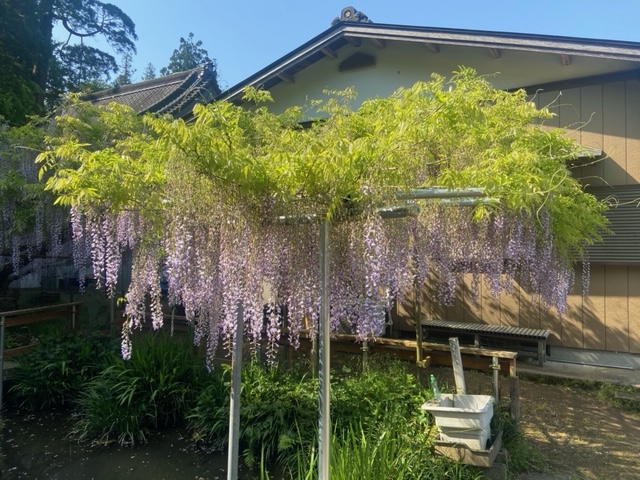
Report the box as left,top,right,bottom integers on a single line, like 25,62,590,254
432,367,640,480
517,380,640,480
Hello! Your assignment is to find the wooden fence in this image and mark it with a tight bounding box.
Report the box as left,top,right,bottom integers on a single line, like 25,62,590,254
0,302,81,408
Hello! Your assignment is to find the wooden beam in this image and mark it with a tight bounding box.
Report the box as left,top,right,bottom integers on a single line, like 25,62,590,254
344,35,362,47
424,42,440,53
488,48,501,60
560,54,571,66
277,72,294,84
370,38,386,49
320,46,338,59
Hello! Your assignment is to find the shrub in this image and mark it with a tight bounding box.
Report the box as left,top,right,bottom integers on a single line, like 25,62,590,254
186,364,231,447
8,332,116,409
331,356,429,432
188,355,430,472
71,332,208,446
188,362,318,468
239,363,318,467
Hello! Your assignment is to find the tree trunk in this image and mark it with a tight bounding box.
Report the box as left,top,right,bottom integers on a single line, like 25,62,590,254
34,0,54,108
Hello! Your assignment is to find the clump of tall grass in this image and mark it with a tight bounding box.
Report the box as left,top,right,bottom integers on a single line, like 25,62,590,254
9,332,116,409
491,405,545,474
71,332,210,446
283,417,481,480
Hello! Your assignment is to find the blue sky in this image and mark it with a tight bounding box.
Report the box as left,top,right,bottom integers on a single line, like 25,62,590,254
66,1,640,90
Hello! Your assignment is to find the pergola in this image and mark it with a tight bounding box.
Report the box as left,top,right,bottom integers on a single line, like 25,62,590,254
225,188,495,480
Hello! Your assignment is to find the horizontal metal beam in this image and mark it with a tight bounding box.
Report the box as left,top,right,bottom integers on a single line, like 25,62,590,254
274,188,495,223
396,188,487,199
377,205,419,218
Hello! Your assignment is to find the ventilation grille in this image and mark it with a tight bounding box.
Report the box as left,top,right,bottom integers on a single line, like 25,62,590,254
585,184,640,264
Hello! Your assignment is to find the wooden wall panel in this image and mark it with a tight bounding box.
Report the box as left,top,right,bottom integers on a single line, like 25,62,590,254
558,87,581,144
583,264,606,350
604,265,629,352
499,281,520,328
540,300,562,346
462,275,482,323
579,84,604,186
562,269,584,349
602,82,628,186
482,277,501,326
629,267,640,354
423,281,445,320
519,285,540,330
625,80,640,185
446,281,466,322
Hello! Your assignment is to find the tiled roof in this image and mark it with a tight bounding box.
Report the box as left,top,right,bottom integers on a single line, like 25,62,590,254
84,63,220,119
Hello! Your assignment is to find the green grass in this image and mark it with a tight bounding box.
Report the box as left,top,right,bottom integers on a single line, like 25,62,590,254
491,405,546,474
277,418,481,480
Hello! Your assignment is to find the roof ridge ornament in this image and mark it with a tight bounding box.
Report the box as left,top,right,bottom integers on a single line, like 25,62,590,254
332,6,372,26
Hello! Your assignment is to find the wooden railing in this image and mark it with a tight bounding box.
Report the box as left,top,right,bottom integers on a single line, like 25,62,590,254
0,302,82,408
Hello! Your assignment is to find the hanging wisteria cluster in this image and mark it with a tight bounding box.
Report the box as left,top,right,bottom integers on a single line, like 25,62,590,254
70,194,577,367
0,131,69,280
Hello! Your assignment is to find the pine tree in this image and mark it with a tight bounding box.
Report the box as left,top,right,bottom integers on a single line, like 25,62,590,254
161,33,214,75
113,52,136,87
142,63,156,81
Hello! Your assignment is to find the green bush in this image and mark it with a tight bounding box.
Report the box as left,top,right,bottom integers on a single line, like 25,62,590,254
188,356,431,472
331,356,428,432
8,332,116,409
189,362,318,468
240,363,318,467
71,332,208,446
186,364,231,447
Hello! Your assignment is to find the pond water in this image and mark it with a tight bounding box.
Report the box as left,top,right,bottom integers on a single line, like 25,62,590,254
0,409,261,480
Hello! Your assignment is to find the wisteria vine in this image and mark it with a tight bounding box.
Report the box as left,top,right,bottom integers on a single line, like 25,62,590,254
39,74,608,367
70,197,579,367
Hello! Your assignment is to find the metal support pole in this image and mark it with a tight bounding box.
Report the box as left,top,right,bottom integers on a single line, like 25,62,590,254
311,328,317,377
362,340,369,371
318,220,331,480
0,315,5,410
227,302,244,480
414,283,424,366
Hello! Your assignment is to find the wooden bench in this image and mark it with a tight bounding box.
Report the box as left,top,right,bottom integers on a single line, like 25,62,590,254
422,320,549,367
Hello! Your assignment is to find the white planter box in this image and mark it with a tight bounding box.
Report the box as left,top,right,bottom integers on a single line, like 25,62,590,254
440,428,491,451
421,394,493,430
422,394,494,450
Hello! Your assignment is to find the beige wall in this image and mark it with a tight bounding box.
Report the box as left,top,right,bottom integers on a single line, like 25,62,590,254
395,79,640,354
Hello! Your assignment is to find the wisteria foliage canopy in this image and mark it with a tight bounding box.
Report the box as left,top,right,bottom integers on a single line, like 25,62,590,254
38,68,608,364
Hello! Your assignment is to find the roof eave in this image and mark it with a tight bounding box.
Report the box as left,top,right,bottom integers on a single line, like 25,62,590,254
217,21,640,104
